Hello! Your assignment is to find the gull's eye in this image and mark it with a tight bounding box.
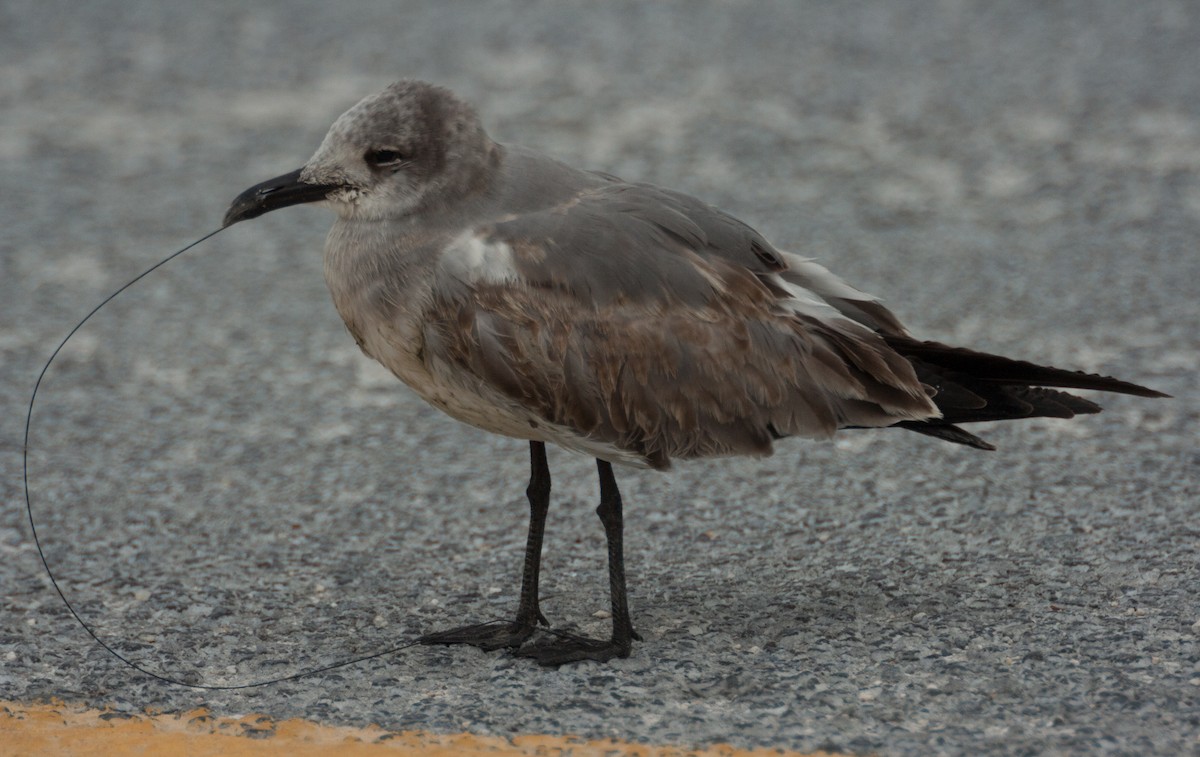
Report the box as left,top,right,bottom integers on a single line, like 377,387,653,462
364,149,409,167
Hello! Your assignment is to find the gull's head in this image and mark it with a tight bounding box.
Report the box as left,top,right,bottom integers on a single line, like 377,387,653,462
223,80,495,227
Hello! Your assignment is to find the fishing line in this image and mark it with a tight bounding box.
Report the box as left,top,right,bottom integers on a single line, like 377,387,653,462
21,227,445,689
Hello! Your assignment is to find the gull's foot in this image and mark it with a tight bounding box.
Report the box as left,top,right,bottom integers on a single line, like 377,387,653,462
420,620,538,651
515,629,633,666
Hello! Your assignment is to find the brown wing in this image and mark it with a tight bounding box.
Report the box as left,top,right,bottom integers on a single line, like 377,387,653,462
423,183,938,468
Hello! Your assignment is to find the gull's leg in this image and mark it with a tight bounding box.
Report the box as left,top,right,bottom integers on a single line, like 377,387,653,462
517,458,640,665
420,441,551,650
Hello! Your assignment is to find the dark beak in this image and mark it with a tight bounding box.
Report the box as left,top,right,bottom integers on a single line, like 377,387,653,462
222,168,342,227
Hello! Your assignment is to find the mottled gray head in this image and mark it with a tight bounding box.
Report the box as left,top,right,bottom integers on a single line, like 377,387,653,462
224,80,496,226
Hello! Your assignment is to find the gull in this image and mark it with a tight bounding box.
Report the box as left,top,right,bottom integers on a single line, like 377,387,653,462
223,80,1166,665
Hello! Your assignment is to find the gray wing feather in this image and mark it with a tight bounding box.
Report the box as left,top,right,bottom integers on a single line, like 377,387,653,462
427,182,937,467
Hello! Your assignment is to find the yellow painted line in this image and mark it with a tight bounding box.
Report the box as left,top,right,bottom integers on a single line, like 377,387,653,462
1,700,842,757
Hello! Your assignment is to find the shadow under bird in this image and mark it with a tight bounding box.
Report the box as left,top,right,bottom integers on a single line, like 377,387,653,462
224,80,1166,666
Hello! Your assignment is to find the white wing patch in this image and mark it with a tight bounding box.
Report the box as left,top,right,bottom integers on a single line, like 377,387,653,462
438,230,520,285
780,253,884,303
762,272,848,321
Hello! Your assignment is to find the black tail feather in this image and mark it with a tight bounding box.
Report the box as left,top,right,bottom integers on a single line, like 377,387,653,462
883,336,1168,449
885,336,1169,398
896,421,997,450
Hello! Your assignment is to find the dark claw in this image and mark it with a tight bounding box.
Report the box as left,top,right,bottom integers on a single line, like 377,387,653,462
420,620,537,651
514,630,632,666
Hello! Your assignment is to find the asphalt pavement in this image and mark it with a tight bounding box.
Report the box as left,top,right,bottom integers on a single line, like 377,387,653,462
2,2,1198,754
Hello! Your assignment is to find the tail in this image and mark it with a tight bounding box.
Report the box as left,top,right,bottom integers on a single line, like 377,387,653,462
883,336,1169,450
